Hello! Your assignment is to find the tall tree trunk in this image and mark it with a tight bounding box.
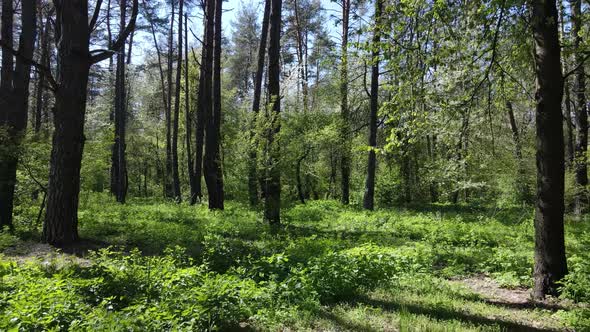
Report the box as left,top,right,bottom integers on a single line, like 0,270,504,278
340,0,351,205
204,0,224,209
165,0,175,199
185,13,196,204
0,0,36,229
194,0,215,204
44,0,137,246
34,6,51,136
111,0,129,203
171,0,183,202
264,0,283,225
530,0,568,299
571,0,588,216
44,1,91,245
363,0,382,211
564,83,575,167
248,0,271,207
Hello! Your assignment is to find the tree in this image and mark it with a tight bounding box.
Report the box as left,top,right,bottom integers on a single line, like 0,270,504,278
248,0,271,207
43,0,138,246
530,0,568,299
185,13,196,203
172,0,184,202
111,0,130,203
264,0,283,224
570,0,587,216
363,0,382,211
339,0,351,205
203,0,225,209
194,0,215,204
0,0,37,229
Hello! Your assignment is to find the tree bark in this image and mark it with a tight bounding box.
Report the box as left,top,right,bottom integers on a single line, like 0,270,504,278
264,0,283,225
204,0,225,209
248,0,271,207
363,0,382,211
0,0,36,229
340,0,351,205
164,0,175,199
111,0,129,203
171,0,184,202
44,0,137,246
530,0,568,299
194,0,215,204
571,0,588,215
185,13,196,204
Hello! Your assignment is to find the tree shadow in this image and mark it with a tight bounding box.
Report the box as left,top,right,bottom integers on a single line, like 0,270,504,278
318,309,381,332
342,295,561,332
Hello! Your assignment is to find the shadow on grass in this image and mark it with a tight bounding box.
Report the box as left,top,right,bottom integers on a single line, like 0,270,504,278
318,310,381,332
338,295,561,332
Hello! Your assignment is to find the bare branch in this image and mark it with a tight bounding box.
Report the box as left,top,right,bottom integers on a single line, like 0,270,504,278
90,0,139,64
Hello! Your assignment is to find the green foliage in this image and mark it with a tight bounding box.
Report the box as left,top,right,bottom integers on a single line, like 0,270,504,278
2,197,589,330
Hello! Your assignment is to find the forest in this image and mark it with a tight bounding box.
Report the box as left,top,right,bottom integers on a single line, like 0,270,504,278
1,0,590,330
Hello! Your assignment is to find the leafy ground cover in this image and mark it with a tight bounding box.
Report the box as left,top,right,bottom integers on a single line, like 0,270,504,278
1,194,590,331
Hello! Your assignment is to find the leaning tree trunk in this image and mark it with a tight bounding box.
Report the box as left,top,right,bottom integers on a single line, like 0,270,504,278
171,0,184,202
264,0,283,225
194,0,215,204
530,0,568,299
571,0,588,216
0,0,36,229
363,0,382,211
248,0,271,207
340,0,351,205
204,0,224,210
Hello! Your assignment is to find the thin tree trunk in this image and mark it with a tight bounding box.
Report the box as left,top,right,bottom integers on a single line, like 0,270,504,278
363,0,382,211
171,0,184,202
165,0,175,199
530,0,568,299
340,0,351,205
571,0,588,215
34,7,51,136
507,101,529,202
111,0,129,203
194,0,215,204
248,0,271,207
185,13,196,203
264,0,283,225
0,0,36,229
204,0,224,209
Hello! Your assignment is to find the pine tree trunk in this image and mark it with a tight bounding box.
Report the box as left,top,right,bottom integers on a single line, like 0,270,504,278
171,0,184,202
0,0,36,229
44,1,90,246
340,0,351,205
363,0,382,211
185,13,197,204
111,0,128,203
194,0,216,204
165,0,175,199
204,0,224,210
530,0,568,299
264,0,283,225
248,0,271,207
571,0,588,216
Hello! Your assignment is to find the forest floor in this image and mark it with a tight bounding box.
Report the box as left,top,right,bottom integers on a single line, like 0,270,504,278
1,194,589,331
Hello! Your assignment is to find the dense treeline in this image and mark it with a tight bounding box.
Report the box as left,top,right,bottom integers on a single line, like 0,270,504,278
0,0,588,302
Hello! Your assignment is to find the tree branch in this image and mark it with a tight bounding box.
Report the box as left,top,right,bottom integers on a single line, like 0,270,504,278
0,39,58,91
89,0,105,32
90,0,139,64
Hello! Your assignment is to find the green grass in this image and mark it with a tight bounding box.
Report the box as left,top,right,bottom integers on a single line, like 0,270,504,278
1,193,589,331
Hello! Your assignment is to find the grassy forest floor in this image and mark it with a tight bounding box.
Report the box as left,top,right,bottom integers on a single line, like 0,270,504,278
1,194,590,331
